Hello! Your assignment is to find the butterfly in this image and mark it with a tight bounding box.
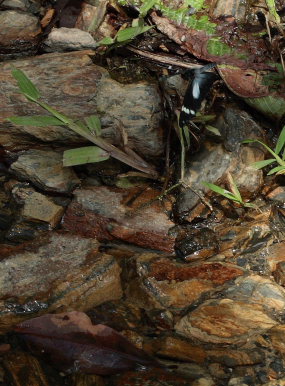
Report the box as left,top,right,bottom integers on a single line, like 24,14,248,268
179,63,217,128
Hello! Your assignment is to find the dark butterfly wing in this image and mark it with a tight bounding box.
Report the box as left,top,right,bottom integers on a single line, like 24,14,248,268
179,64,218,128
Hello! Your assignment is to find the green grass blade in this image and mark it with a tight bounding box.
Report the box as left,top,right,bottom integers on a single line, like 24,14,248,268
140,0,157,16
63,146,109,167
251,159,276,169
202,181,239,202
267,165,285,175
275,125,285,155
7,115,65,126
182,125,191,148
243,139,285,166
11,68,40,101
84,115,101,136
275,126,285,154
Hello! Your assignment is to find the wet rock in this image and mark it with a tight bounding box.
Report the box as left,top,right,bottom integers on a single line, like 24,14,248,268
0,10,41,60
273,262,285,286
217,107,266,152
1,50,163,157
3,351,50,386
43,28,97,52
11,184,64,228
62,186,175,252
175,226,218,260
224,274,285,313
111,369,191,385
206,348,264,367
0,233,122,332
267,186,285,204
126,253,245,313
177,107,265,219
175,299,278,344
10,149,80,193
155,336,206,363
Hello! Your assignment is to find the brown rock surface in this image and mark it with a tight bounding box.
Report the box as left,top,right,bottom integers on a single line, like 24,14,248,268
0,233,122,332
126,253,245,312
1,50,163,157
62,186,175,252
175,299,278,344
10,149,80,193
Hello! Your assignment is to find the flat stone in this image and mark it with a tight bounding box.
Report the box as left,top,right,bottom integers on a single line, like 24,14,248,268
267,186,285,204
224,274,285,313
43,28,97,52
1,50,163,157
175,299,278,344
0,10,41,59
62,186,175,252
10,149,80,193
126,253,245,313
0,233,122,332
155,336,207,363
11,185,64,228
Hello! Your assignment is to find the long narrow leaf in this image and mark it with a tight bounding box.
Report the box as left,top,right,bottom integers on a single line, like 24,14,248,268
11,68,40,101
267,165,285,175
243,139,285,166
140,0,157,16
202,182,240,202
251,159,276,169
7,115,65,127
275,125,285,155
84,115,101,136
63,146,109,167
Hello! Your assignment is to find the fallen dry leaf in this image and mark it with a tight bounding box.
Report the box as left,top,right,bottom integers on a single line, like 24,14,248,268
15,311,161,375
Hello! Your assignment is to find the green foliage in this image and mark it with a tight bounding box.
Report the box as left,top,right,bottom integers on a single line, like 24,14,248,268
202,174,256,209
7,69,157,178
99,18,153,46
63,146,109,167
243,126,285,175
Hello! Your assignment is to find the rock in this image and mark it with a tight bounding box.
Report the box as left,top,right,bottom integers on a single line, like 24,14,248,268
177,107,265,218
224,274,285,313
43,28,97,52
111,369,191,385
10,149,80,193
125,253,245,313
62,185,175,252
1,50,163,157
206,348,264,367
267,186,285,204
175,299,278,344
75,1,109,40
3,351,50,386
0,233,122,332
0,10,41,60
273,262,285,286
217,107,266,152
155,336,206,363
11,184,64,228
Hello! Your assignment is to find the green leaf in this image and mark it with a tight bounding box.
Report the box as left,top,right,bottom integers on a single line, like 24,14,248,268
98,36,114,45
7,115,65,126
267,165,285,175
116,25,153,42
275,125,285,155
243,139,285,166
11,68,40,101
205,125,221,136
251,158,276,169
265,0,280,23
84,115,101,136
202,181,239,201
63,146,109,167
140,0,157,16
